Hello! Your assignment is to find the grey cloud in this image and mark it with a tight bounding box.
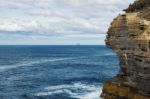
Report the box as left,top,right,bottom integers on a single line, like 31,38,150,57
0,0,134,44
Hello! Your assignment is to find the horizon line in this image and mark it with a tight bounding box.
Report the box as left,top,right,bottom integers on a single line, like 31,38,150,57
0,44,105,46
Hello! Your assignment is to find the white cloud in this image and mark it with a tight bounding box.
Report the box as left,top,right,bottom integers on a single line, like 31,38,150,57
0,21,39,31
0,0,135,45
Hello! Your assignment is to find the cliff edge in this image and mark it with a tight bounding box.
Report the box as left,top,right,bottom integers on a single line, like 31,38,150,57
101,0,150,99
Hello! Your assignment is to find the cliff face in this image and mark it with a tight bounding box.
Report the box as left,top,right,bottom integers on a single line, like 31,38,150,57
101,0,150,99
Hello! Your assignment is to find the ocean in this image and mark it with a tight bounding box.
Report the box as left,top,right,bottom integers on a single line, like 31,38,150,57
0,45,119,99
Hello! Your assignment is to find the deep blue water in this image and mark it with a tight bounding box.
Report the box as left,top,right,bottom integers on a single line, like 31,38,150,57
0,45,119,99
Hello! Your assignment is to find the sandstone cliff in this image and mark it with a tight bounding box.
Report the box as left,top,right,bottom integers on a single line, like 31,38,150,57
101,0,150,99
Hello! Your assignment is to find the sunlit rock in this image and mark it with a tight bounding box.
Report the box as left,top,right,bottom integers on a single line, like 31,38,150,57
101,0,150,98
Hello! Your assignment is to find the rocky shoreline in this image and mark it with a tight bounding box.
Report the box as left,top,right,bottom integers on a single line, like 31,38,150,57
101,0,150,99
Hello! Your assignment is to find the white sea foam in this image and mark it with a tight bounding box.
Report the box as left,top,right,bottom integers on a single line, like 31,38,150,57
105,53,116,56
35,82,103,99
36,90,64,96
75,89,102,99
0,58,73,70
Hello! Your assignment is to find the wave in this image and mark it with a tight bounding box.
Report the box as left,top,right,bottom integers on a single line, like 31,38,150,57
35,82,102,99
0,58,73,70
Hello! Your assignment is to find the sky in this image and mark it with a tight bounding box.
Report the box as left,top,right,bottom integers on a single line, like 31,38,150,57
0,0,135,45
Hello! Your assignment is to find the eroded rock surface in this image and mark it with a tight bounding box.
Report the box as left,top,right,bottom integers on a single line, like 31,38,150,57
101,0,150,99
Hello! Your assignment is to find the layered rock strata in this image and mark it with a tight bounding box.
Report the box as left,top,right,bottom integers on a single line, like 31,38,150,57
101,0,150,99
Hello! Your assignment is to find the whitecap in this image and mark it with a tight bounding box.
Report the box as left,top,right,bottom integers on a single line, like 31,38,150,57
34,82,103,99
74,87,103,99
36,90,64,96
